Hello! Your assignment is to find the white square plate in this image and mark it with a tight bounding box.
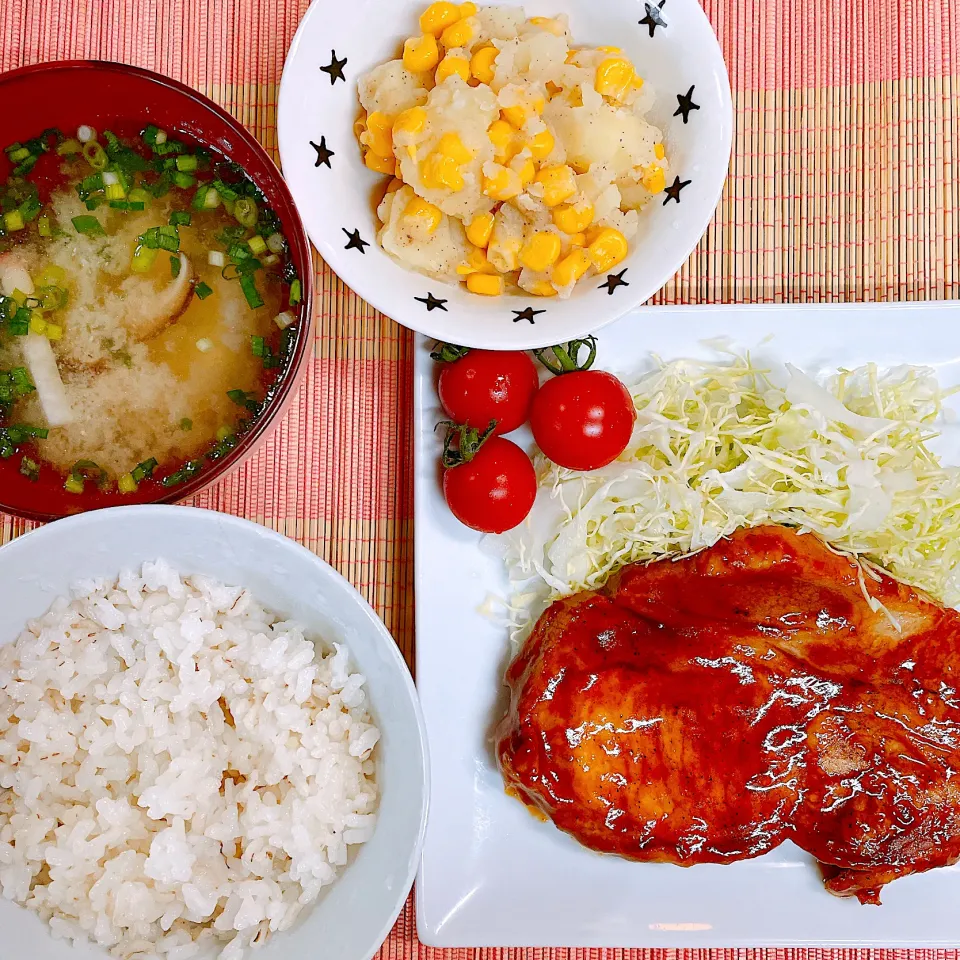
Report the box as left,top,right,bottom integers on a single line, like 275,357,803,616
414,301,960,947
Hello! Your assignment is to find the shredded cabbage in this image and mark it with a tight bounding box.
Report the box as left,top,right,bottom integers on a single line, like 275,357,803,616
489,356,960,641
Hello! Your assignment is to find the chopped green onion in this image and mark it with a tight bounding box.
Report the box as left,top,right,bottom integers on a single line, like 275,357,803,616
171,171,196,189
7,146,30,163
104,182,126,201
19,456,39,481
208,250,226,268
233,197,258,228
71,214,105,237
44,322,62,341
216,425,233,442
239,274,264,309
192,184,221,210
250,335,265,358
102,170,120,186
139,225,180,252
289,278,302,305
247,234,267,255
261,253,279,266
194,281,213,300
37,216,52,237
169,210,191,226
56,138,81,156
131,457,158,482
3,210,24,232
227,388,260,412
82,140,108,170
161,459,203,487
131,244,159,273
128,187,150,204
170,255,182,279
64,474,84,494
179,417,193,431
212,179,239,201
118,472,138,494
274,310,296,330
77,125,97,143
175,155,198,172
266,232,285,254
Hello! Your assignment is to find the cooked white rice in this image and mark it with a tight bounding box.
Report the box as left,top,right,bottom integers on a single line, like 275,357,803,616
0,561,380,959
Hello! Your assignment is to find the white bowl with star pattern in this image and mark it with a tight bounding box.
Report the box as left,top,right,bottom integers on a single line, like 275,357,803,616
277,0,731,350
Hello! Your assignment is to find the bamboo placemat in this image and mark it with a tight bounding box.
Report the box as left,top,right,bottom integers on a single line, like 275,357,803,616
2,0,959,957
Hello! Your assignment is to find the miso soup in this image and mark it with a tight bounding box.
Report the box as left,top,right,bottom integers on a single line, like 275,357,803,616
0,124,302,494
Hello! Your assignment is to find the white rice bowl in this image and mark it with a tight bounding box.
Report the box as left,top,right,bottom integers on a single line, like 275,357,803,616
0,560,380,960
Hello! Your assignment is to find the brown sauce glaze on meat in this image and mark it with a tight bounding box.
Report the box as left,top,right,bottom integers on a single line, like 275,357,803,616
496,525,960,903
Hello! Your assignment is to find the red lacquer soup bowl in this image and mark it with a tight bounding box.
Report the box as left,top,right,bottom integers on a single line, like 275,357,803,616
0,61,314,522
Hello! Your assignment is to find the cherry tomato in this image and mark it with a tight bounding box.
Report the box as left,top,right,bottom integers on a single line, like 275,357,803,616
437,349,539,436
443,435,537,533
530,370,636,471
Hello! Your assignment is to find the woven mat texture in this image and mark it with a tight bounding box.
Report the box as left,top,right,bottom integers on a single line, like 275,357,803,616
2,0,960,956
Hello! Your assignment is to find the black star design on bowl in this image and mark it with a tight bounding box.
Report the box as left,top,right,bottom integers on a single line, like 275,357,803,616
320,50,348,85
599,269,630,295
310,137,335,168
662,176,691,205
512,307,546,324
639,0,667,37
415,292,448,312
674,86,701,124
342,228,369,253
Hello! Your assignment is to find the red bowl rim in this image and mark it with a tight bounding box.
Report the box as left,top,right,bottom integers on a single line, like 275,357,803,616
0,59,315,523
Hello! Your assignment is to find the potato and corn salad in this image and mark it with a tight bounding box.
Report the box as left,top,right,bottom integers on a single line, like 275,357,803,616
355,3,670,299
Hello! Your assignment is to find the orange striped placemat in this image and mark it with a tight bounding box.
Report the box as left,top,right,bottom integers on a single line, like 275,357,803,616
2,0,959,957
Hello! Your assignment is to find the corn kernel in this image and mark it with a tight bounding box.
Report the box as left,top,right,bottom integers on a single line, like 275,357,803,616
440,17,473,48
654,142,665,160
587,227,629,272
354,111,368,141
597,45,622,53
545,80,563,99
385,177,405,194
457,245,496,275
502,96,544,130
595,56,636,101
466,272,504,296
568,158,591,174
420,1,460,35
364,150,396,175
436,54,471,84
632,74,645,90
641,164,666,194
584,225,605,246
460,1,477,15
553,249,592,288
527,279,558,297
529,16,564,35
394,107,428,139
365,111,395,158
511,154,537,187
422,152,465,190
44,322,63,340
534,164,577,206
470,45,498,84
465,212,495,248
482,163,522,201
553,202,595,234
528,129,555,161
437,132,474,163
404,196,443,234
487,119,517,162
567,232,587,247
519,232,562,272
403,34,440,72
